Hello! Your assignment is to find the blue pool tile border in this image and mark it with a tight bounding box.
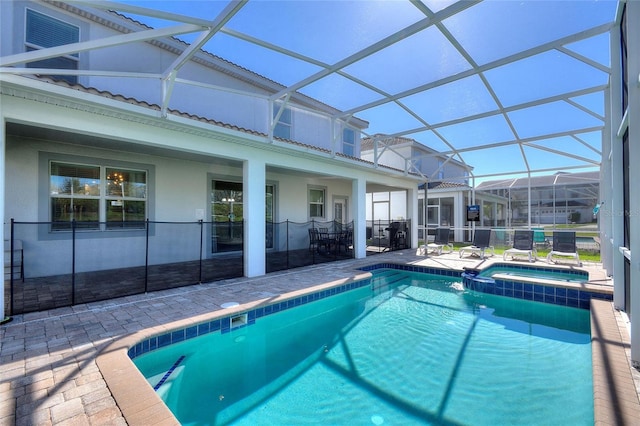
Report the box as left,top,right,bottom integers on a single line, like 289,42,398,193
358,262,463,277
128,262,610,361
462,272,612,310
366,262,611,311
127,275,376,360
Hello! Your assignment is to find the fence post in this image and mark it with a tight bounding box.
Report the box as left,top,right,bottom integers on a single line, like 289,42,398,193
9,218,15,317
286,220,289,270
198,219,203,284
144,219,149,293
71,219,76,305
241,219,245,274
311,219,316,264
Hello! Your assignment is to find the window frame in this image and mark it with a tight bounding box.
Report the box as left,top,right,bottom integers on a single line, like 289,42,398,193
39,152,155,239
437,159,445,180
342,127,356,157
24,8,80,84
49,160,148,231
308,186,326,219
273,104,292,140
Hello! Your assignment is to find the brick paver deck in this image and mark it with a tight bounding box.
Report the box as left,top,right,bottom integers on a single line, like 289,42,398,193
1,249,637,425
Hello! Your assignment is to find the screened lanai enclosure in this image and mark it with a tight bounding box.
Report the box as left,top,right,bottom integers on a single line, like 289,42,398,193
1,0,619,316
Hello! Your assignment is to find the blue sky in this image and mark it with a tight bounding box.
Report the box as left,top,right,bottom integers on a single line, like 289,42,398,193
119,0,617,182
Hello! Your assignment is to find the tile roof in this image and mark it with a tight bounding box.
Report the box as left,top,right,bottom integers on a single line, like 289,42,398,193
476,171,600,190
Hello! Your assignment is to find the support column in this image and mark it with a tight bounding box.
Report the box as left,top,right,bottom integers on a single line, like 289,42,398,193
243,159,265,277
0,118,5,321
352,178,366,259
454,190,464,242
407,186,418,249
626,0,640,365
608,23,624,309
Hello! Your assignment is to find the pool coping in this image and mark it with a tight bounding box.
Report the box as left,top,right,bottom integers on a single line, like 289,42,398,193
95,266,633,425
590,299,640,424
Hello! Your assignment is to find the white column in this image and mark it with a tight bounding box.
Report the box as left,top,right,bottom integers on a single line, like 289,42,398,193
0,117,5,320
608,24,624,309
352,178,367,259
626,0,640,365
454,190,464,242
407,186,418,248
243,158,265,277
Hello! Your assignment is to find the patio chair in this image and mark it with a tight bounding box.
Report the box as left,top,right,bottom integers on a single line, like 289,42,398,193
317,228,333,252
459,229,494,259
547,231,582,266
533,227,549,247
421,228,453,255
503,230,537,263
337,229,353,253
308,228,319,252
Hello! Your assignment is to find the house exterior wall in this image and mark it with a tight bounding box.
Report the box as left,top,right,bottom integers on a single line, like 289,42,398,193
414,148,468,183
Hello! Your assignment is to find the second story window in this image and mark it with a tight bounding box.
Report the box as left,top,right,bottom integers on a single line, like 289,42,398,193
273,105,292,140
437,160,444,180
342,128,355,156
25,9,79,84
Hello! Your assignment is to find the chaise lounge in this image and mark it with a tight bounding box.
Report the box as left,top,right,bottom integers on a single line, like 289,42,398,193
459,229,494,259
421,228,453,255
503,229,537,262
547,231,582,266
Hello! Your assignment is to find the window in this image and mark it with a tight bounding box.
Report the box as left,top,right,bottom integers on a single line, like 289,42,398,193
309,187,325,218
342,128,355,156
437,160,444,180
105,168,147,229
25,9,79,84
50,161,146,230
273,105,292,139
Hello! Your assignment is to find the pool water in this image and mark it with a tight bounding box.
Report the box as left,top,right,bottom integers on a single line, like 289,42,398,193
134,269,593,425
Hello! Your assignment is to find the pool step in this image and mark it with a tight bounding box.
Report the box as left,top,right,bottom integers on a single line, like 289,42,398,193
153,355,185,391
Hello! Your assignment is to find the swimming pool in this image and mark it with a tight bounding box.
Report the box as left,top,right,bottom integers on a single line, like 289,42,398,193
132,268,593,425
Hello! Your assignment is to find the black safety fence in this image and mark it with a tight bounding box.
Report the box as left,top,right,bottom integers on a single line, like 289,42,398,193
266,220,356,273
3,218,369,315
366,219,411,253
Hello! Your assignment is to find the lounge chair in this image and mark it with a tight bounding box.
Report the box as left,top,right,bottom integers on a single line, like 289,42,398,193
547,231,581,266
459,229,494,259
503,230,537,262
421,228,453,255
533,227,549,247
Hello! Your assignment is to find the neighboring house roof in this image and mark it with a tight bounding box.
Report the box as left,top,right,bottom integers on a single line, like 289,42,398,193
361,133,470,170
476,171,600,190
418,181,470,190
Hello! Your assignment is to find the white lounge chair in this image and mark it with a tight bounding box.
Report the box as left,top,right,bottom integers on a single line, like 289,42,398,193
421,228,453,255
459,229,494,259
547,231,581,266
503,230,537,262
